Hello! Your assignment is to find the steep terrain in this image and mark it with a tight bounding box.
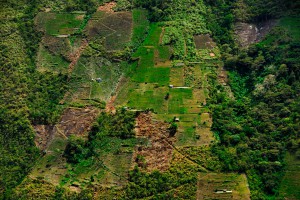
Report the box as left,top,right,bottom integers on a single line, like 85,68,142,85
1,0,299,199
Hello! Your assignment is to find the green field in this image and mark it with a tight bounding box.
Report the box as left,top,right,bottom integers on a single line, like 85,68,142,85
35,12,85,36
66,56,123,102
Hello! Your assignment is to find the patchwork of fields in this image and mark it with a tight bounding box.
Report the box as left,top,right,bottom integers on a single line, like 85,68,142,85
30,5,251,199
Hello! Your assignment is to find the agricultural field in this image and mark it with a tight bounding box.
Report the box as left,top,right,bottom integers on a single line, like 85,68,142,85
85,11,133,51
35,12,86,36
114,21,216,148
197,172,251,200
30,5,247,198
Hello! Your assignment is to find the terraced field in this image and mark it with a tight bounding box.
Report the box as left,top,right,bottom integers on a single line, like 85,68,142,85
29,5,251,199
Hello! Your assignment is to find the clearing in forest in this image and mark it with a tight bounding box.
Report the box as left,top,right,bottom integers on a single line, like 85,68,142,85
31,107,100,186
197,172,251,200
115,22,215,149
86,11,133,51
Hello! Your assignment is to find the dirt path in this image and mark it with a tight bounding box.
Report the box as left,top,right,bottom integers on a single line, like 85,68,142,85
67,39,88,77
106,95,116,114
105,76,126,113
159,27,165,44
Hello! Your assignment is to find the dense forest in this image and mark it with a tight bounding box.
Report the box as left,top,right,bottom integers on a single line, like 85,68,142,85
0,0,299,199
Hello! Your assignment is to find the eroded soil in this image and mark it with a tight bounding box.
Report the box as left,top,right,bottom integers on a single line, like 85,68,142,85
34,106,100,150
132,112,176,172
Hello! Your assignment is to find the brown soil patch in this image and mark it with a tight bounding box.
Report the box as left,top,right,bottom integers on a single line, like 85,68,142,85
34,125,55,150
194,34,216,49
76,15,84,20
234,20,277,47
97,2,116,13
34,107,100,150
106,95,117,114
58,107,100,137
132,112,176,172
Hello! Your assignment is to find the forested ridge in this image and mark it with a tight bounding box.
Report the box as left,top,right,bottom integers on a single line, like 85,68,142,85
0,0,299,199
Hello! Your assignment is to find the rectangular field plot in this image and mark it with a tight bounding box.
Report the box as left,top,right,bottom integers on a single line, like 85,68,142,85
143,23,162,46
197,173,250,200
170,66,184,86
66,57,123,102
168,88,193,114
86,11,132,50
132,67,170,86
35,12,85,36
176,122,198,146
127,85,169,113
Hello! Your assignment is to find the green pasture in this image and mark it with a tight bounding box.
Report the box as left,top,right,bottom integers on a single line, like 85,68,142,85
36,12,85,35
67,56,123,102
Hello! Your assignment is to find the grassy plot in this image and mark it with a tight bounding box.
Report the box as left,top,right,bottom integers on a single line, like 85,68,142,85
30,133,68,186
35,12,85,35
66,56,123,102
127,84,169,113
197,172,250,200
170,66,184,86
143,23,162,47
62,137,137,188
36,45,70,73
278,152,300,200
168,88,193,114
86,11,132,50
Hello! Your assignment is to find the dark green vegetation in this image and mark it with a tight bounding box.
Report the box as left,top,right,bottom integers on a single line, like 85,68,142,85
203,0,300,199
1,0,299,199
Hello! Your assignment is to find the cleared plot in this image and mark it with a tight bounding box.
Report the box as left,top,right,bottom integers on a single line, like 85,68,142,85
197,173,250,200
35,12,85,36
194,34,216,49
86,11,132,50
66,56,123,102
278,152,300,200
30,132,68,185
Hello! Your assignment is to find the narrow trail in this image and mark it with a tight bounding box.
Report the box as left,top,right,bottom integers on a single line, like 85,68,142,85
68,39,88,77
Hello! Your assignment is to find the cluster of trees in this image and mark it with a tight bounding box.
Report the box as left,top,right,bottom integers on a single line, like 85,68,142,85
205,2,300,198
64,109,136,164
